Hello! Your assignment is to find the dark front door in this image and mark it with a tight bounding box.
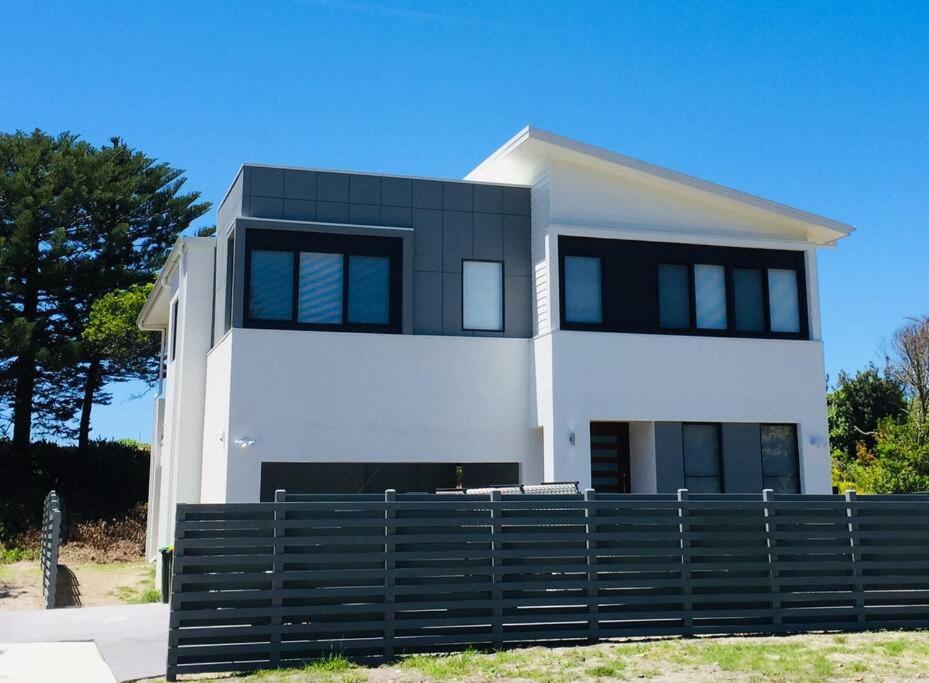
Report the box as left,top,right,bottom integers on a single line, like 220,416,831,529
590,422,632,493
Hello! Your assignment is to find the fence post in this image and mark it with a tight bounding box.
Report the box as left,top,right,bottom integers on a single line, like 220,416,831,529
845,490,865,626
490,490,503,643
762,489,781,628
584,488,599,643
270,489,286,668
46,506,61,609
384,489,396,660
677,489,693,636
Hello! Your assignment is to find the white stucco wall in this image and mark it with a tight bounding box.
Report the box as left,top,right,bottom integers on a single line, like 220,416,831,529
533,330,831,493
200,333,232,503
220,328,541,502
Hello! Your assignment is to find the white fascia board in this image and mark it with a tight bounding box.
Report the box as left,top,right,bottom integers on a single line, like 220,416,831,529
137,237,215,331
468,126,855,245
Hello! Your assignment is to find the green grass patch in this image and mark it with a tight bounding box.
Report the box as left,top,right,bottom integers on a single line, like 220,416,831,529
0,545,37,564
110,563,160,604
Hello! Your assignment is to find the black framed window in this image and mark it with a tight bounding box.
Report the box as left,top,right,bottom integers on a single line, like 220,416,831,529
244,228,402,333
223,232,235,333
559,236,808,340
761,424,801,493
462,260,504,332
169,298,179,361
563,255,603,324
658,264,690,329
682,423,723,493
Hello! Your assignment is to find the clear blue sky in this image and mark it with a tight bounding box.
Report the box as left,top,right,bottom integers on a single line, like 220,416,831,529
3,1,927,442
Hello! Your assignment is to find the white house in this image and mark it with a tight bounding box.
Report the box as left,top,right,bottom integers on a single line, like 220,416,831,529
139,127,852,558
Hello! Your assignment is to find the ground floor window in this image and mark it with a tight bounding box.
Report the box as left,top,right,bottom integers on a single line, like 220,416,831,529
760,424,801,493
259,461,519,500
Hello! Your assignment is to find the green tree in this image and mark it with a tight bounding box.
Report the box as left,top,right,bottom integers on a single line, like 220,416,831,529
839,418,929,493
828,365,906,461
79,284,159,448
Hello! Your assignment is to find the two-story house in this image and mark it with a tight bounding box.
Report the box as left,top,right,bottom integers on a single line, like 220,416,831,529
139,127,852,557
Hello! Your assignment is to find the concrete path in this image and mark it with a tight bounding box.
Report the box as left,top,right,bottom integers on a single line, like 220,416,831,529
0,603,168,682
0,642,116,682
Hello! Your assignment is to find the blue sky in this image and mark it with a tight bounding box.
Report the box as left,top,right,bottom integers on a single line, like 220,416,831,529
3,1,927,442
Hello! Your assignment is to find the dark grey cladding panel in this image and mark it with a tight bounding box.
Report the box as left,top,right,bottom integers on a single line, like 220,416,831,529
722,423,763,493
350,174,381,205
502,186,531,216
233,164,531,339
655,422,685,493
250,167,284,198
284,170,317,200
317,172,350,203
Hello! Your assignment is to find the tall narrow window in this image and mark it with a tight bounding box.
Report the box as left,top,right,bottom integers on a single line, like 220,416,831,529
249,250,294,321
682,423,723,492
761,424,800,492
224,233,235,332
462,260,504,331
768,269,800,333
169,299,179,361
564,256,602,324
298,252,343,324
348,255,389,324
658,264,690,329
733,267,764,332
694,264,727,330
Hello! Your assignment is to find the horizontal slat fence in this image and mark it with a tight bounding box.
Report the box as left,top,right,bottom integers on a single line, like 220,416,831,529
41,490,63,609
167,490,929,680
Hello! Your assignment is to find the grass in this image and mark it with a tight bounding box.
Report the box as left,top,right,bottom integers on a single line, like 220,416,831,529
110,562,161,604
144,630,929,682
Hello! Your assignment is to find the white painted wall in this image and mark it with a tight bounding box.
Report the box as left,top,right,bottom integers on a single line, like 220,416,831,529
629,422,657,493
200,333,232,503
533,330,831,493
220,328,541,501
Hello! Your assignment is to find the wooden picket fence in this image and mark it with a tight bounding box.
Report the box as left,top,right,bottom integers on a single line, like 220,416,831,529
167,490,929,680
40,490,63,609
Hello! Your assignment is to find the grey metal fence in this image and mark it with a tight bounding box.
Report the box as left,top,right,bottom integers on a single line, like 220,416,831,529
40,490,63,609
167,490,929,680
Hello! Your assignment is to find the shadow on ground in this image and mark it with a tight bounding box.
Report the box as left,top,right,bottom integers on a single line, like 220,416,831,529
55,565,82,607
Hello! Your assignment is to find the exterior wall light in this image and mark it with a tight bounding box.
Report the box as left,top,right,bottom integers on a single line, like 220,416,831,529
234,438,255,449
569,431,576,446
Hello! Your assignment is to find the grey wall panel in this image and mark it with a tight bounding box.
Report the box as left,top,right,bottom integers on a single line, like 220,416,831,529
348,204,381,225
282,199,316,222
505,275,532,338
722,423,763,493
473,213,503,260
474,184,502,214
317,172,350,203
283,170,317,200
442,212,473,272
442,273,464,335
250,167,284,198
217,170,243,232
350,174,381,205
412,209,442,272
317,201,349,223
413,271,443,335
247,196,282,219
655,422,685,493
231,166,532,340
443,182,473,212
412,179,443,209
502,186,531,216
503,215,531,274
381,177,412,207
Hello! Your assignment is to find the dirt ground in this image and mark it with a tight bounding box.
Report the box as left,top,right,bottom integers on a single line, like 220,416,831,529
0,558,155,610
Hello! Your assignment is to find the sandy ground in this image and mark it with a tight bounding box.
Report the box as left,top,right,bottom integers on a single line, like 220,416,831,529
0,560,153,610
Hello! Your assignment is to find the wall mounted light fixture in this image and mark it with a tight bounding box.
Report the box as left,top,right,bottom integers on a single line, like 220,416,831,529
569,431,576,446
234,437,255,449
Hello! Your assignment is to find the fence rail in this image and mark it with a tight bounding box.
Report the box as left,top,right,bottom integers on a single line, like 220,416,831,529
40,490,63,609
167,490,929,680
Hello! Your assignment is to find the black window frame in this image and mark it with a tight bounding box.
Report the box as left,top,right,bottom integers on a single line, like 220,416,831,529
461,258,505,333
223,231,235,333
558,236,809,341
244,228,403,334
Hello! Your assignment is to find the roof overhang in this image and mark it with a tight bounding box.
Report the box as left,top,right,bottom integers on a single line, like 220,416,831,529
137,237,213,331
466,126,854,246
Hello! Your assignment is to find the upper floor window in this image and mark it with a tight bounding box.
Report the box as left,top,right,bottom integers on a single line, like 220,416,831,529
563,255,602,324
462,260,504,331
245,229,402,333
559,236,808,340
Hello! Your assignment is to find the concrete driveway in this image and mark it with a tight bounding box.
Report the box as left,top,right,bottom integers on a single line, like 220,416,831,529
0,603,168,682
